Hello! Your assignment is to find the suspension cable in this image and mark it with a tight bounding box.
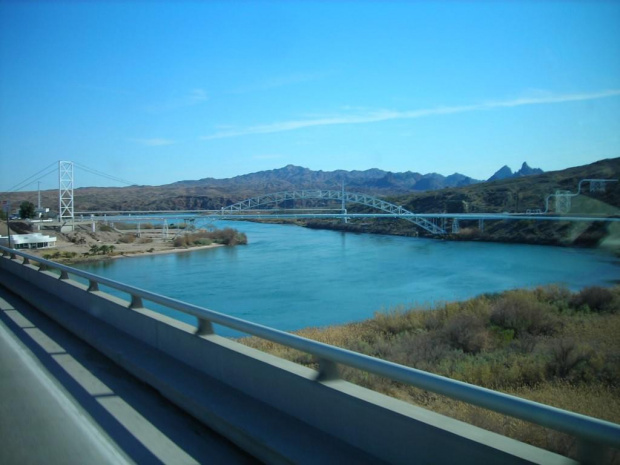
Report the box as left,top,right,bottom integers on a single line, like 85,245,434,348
0,162,58,195
73,162,137,186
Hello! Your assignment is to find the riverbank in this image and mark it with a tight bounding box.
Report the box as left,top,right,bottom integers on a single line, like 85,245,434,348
301,217,620,252
240,285,620,461
3,221,245,265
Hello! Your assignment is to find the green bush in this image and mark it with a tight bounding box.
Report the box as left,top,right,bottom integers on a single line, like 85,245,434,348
490,291,559,336
173,236,188,247
545,338,602,383
172,228,247,247
570,286,618,313
118,234,136,244
443,313,489,354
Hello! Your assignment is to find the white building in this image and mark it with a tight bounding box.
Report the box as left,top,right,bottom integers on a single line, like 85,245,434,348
0,233,57,249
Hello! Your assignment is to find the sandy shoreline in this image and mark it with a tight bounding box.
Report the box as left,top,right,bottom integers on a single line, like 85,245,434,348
2,222,227,264
115,243,224,258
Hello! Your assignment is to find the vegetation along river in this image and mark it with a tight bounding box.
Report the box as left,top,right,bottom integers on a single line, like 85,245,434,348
76,221,620,337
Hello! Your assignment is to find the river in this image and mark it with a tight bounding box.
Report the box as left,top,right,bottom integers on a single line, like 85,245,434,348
76,221,619,336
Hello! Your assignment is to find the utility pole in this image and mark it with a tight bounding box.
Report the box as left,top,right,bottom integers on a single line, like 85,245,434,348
6,200,12,249
341,181,348,224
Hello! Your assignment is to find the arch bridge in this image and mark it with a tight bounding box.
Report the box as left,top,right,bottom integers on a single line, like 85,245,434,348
221,190,446,235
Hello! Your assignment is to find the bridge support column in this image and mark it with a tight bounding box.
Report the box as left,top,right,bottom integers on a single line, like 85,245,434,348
162,220,169,239
452,219,460,234
479,219,484,232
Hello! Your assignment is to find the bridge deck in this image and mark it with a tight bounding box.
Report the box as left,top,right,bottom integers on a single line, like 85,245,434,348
0,286,258,465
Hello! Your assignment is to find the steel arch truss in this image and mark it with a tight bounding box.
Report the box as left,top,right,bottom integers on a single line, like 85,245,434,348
222,190,446,235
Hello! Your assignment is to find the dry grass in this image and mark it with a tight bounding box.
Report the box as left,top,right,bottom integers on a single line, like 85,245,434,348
239,285,620,462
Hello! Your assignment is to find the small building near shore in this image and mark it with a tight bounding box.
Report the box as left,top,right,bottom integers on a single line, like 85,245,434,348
0,233,57,249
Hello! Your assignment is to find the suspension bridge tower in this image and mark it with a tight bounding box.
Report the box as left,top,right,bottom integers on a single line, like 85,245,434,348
58,160,75,231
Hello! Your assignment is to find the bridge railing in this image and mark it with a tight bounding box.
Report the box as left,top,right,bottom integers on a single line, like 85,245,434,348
1,245,619,461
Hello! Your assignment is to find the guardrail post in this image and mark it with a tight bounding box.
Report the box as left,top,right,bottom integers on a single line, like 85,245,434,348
129,295,144,309
315,358,339,382
195,318,214,336
38,263,49,272
22,257,30,265
87,280,99,292
59,270,69,280
1,250,8,257
10,252,16,259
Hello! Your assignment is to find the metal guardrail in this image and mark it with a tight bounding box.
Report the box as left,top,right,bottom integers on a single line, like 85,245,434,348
1,245,619,459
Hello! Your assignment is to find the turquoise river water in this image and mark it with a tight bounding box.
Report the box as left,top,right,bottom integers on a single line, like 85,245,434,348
76,221,620,336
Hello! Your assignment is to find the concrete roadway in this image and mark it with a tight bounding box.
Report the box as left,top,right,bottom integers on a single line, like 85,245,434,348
0,286,259,465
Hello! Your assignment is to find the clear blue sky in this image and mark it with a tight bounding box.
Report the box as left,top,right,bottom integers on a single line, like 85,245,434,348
1,1,619,190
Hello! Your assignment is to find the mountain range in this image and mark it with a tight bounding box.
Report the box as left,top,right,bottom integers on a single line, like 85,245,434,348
488,162,544,182
169,162,543,194
4,161,555,213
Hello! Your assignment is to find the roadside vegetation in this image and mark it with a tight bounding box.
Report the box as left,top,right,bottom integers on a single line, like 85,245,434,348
172,227,248,247
240,285,620,461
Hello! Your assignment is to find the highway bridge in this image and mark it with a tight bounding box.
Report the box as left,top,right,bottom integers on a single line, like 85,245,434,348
61,188,620,237
1,245,619,464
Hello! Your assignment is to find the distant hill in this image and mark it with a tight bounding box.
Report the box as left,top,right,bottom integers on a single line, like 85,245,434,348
488,162,544,181
169,164,481,194
399,158,618,215
305,158,620,247
5,159,617,220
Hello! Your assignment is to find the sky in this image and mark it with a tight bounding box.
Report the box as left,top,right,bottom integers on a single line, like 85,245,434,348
1,1,619,190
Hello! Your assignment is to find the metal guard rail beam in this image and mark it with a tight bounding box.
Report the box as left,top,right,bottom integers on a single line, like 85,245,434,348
1,245,619,452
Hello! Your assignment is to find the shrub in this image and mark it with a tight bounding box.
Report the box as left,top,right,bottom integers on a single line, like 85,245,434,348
118,234,136,244
370,307,421,336
533,285,572,312
173,236,188,247
570,286,618,313
490,291,559,336
546,338,601,382
173,228,248,247
398,333,452,368
443,313,489,354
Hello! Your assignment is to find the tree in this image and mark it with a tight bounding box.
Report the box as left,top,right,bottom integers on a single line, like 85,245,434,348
19,201,35,219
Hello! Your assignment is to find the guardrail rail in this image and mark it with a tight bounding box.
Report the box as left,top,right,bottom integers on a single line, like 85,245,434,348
1,245,619,463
